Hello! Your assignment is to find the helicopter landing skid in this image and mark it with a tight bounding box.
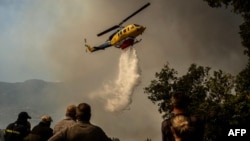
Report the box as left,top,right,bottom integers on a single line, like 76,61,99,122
134,39,142,45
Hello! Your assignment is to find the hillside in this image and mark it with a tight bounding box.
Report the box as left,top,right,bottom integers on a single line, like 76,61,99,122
0,79,65,128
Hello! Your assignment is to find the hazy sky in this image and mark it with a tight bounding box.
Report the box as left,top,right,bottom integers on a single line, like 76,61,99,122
0,0,248,140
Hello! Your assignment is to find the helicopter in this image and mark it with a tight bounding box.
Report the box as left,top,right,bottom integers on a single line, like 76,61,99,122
84,2,150,52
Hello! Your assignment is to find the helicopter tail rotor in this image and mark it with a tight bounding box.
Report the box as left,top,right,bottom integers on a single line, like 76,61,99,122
84,38,96,52
84,38,90,52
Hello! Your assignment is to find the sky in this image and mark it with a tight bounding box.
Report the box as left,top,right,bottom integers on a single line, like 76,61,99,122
0,0,248,140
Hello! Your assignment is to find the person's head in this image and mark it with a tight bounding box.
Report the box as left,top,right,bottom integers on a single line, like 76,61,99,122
171,115,193,141
170,92,190,111
76,103,91,121
17,111,31,122
41,115,53,126
66,105,76,119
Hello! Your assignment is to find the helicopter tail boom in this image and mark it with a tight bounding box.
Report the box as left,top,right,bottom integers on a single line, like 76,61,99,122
84,38,112,52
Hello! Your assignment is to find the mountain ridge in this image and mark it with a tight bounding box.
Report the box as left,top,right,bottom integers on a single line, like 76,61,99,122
0,79,65,128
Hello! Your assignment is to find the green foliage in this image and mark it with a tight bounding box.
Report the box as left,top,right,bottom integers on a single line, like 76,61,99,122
144,63,250,140
236,61,250,93
240,13,250,56
201,1,250,139
234,61,250,128
144,63,211,117
204,0,250,14
144,62,178,114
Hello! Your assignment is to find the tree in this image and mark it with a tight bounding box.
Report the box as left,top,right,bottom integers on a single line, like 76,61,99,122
144,63,210,117
144,63,245,140
202,1,250,139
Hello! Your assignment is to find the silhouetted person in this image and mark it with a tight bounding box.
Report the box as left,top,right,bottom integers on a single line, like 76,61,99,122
161,92,205,141
48,103,111,141
53,104,76,134
4,111,31,141
29,115,53,141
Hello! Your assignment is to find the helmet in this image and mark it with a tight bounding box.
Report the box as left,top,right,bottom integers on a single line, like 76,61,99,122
18,112,31,119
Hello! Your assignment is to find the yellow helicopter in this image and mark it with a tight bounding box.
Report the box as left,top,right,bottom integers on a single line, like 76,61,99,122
85,2,150,52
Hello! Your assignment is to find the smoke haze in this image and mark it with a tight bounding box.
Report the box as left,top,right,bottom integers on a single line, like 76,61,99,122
0,0,248,140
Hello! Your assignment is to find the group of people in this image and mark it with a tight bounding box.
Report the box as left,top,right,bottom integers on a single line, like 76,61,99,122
2,92,205,141
3,103,112,141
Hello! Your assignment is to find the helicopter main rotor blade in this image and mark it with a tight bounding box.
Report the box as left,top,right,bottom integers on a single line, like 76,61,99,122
118,2,150,26
96,2,150,37
97,25,120,37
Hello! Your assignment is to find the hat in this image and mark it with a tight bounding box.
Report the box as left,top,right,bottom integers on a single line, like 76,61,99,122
18,112,31,119
41,115,53,123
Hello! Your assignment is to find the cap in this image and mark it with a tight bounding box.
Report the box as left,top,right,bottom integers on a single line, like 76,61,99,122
41,115,53,123
18,112,31,119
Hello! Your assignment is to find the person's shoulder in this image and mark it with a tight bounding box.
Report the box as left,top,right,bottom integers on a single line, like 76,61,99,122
55,118,72,126
161,118,170,128
88,122,107,133
6,122,15,128
162,114,176,131
62,118,76,124
162,113,176,123
89,122,102,129
6,122,22,130
189,114,205,124
164,113,176,120
64,118,76,124
31,124,39,129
